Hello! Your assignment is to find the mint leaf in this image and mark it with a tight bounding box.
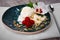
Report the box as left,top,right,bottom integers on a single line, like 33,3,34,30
27,1,33,8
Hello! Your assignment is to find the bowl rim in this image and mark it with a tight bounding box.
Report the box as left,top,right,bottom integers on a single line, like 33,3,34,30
2,5,51,35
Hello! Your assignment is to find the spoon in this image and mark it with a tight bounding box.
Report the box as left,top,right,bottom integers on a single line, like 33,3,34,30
49,4,60,33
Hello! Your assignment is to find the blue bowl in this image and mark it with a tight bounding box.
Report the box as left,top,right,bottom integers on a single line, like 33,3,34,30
2,4,51,33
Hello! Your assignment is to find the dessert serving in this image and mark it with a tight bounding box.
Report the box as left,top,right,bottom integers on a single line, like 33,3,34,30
2,2,51,34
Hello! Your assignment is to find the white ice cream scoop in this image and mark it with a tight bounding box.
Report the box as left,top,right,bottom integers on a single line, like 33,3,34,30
17,6,34,24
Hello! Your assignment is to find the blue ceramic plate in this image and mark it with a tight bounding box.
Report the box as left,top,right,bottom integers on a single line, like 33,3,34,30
2,4,51,34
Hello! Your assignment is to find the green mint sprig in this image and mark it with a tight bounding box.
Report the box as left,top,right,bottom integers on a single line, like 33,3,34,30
27,1,33,8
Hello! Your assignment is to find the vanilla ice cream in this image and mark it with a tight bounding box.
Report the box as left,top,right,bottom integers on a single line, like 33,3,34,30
17,6,34,24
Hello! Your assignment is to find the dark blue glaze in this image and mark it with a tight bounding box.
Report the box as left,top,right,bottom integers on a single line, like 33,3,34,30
2,4,51,32
2,5,26,30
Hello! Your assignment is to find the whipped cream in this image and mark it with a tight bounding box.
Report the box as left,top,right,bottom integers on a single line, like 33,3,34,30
33,2,49,14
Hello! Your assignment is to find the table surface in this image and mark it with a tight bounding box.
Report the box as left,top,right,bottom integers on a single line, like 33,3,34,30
0,3,60,40
53,3,60,32
0,0,60,40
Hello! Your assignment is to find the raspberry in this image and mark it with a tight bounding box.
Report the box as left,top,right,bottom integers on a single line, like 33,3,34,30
25,17,30,21
40,8,43,13
22,20,26,25
22,17,35,28
30,20,35,24
25,22,31,28
36,9,38,12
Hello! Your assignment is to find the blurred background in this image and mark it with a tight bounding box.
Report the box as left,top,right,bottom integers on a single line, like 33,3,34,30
0,0,60,40
0,0,60,7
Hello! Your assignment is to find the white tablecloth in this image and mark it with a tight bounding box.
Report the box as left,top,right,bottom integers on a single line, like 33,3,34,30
0,3,60,40
52,3,60,32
